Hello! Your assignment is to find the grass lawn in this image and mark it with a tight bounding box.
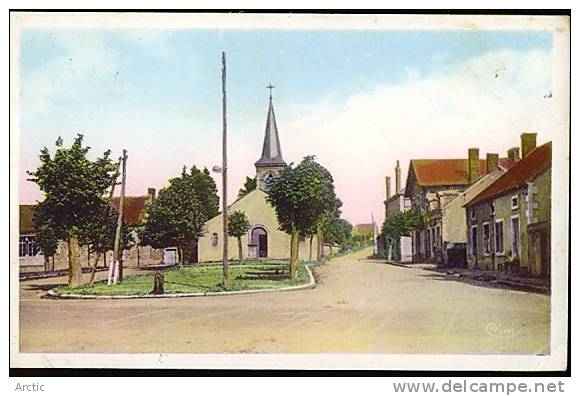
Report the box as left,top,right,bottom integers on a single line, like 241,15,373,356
56,261,310,296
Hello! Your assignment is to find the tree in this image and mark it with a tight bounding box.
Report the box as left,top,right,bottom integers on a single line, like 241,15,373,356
227,210,251,261
34,223,58,272
237,176,257,199
28,135,117,287
382,206,424,260
322,217,353,248
267,156,337,278
140,165,219,265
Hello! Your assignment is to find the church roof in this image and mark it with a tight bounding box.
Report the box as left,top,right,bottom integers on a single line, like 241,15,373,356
255,96,286,168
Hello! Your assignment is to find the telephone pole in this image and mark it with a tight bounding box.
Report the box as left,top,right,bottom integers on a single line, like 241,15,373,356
110,149,127,285
221,52,229,289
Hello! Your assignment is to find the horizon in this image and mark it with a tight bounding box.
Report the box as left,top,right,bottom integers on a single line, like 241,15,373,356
18,28,556,225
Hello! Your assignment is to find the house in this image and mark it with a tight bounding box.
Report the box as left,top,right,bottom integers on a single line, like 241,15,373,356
404,148,515,263
18,188,164,271
438,169,504,267
197,92,319,262
378,160,412,262
464,134,551,277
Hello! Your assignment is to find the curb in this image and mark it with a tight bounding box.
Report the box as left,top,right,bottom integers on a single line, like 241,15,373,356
46,265,316,300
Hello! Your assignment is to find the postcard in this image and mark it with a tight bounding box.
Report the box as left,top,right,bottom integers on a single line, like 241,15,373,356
10,11,570,371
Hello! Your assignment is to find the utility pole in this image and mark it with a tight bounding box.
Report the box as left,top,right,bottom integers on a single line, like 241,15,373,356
221,52,229,289
110,149,127,285
372,212,377,257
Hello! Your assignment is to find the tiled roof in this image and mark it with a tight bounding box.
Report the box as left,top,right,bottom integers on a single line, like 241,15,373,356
466,142,552,206
353,223,375,235
409,158,514,188
19,196,150,234
111,196,149,225
19,204,36,234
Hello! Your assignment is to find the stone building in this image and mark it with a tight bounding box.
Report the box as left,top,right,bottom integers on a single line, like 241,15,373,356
197,92,319,262
404,149,515,263
18,189,164,272
464,135,551,277
378,160,412,262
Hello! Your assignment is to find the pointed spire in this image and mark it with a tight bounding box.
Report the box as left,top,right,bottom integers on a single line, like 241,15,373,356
255,87,286,167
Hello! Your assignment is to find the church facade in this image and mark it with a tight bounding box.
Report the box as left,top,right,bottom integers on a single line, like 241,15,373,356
197,93,319,262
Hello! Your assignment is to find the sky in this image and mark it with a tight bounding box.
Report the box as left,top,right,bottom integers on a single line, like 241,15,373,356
18,28,556,225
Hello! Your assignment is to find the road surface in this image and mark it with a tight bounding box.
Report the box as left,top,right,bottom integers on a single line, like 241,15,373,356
19,248,550,354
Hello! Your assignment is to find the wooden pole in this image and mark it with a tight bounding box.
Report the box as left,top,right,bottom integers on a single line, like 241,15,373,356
221,52,229,289
111,150,128,284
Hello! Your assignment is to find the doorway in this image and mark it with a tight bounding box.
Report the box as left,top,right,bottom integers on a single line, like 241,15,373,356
251,227,268,258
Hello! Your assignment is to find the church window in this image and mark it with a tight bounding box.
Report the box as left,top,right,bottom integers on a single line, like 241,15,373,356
211,233,218,247
263,172,277,191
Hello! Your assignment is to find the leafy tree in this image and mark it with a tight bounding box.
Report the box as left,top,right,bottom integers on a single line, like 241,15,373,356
189,166,219,220
381,206,424,259
140,165,219,265
237,176,257,199
35,223,58,272
28,135,117,287
322,217,353,247
227,210,251,261
267,156,337,277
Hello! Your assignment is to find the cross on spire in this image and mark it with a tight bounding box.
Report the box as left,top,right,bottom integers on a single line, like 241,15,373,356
266,84,275,100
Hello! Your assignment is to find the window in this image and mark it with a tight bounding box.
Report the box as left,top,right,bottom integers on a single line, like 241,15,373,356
494,219,504,255
19,235,38,257
263,172,277,191
470,208,476,220
511,195,519,209
482,222,491,256
510,216,520,257
211,233,218,247
470,225,478,257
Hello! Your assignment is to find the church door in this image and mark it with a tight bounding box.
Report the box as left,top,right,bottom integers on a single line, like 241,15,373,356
258,234,268,258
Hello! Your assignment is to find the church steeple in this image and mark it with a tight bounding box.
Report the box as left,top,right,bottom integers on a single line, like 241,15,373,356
255,85,287,190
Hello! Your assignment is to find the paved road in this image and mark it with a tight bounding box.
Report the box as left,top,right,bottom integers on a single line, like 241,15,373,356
19,248,550,354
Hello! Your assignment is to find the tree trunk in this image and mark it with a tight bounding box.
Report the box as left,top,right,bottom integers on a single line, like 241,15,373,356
51,256,55,272
237,236,243,261
178,247,183,267
309,236,313,261
43,255,50,273
290,225,300,278
137,246,140,268
89,251,101,285
68,236,82,287
103,252,107,268
316,224,323,264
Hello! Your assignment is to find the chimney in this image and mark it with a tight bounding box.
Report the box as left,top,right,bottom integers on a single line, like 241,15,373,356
385,176,391,200
147,188,156,201
521,132,537,158
468,148,480,183
507,147,520,162
395,160,401,194
486,153,499,174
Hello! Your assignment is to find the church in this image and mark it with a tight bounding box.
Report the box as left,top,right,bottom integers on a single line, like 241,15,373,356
197,92,320,262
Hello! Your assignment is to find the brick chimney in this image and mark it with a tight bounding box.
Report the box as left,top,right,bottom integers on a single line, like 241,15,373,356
521,133,537,158
385,176,391,200
395,160,401,194
468,148,480,183
507,147,520,162
147,187,156,201
486,153,499,174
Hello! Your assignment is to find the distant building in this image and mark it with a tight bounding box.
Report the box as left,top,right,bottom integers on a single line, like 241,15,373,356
352,223,376,240
404,149,515,263
464,135,551,277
